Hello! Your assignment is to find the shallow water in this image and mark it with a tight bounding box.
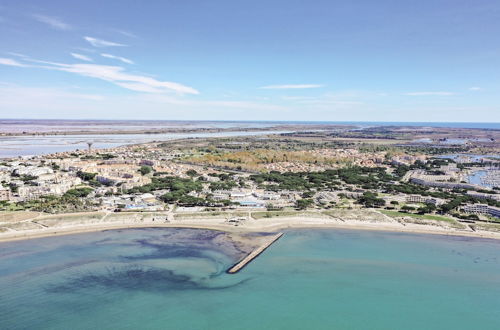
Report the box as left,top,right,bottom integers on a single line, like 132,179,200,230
0,130,289,158
1,228,500,329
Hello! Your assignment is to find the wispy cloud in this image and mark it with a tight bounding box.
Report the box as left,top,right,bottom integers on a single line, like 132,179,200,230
101,53,133,64
70,53,93,62
52,63,197,94
75,47,97,53
288,94,364,107
259,84,324,90
0,84,287,119
0,57,27,67
84,36,126,47
32,14,71,30
281,96,315,101
6,52,29,58
112,29,137,38
469,87,481,91
136,94,287,111
0,85,105,118
0,57,198,95
404,91,455,96
112,82,160,93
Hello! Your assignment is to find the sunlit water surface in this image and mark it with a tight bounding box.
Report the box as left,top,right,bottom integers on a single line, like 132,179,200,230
1,228,500,330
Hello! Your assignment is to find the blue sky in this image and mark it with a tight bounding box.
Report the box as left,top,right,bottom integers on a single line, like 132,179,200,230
0,0,499,122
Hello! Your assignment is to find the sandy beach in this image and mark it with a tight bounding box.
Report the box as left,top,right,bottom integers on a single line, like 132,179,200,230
1,209,500,243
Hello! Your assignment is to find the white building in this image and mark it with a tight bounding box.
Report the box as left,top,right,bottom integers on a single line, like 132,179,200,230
0,186,10,201
406,195,443,205
463,204,500,218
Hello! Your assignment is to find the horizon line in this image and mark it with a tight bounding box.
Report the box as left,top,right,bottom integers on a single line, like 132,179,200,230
0,118,498,125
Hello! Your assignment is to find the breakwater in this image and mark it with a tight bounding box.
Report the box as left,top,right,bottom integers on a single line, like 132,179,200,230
227,232,283,274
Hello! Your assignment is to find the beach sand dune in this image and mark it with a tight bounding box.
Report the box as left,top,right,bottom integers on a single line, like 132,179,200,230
1,209,499,243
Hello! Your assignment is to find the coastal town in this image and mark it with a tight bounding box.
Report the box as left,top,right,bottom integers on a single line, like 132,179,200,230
1,126,499,240
3,1,500,328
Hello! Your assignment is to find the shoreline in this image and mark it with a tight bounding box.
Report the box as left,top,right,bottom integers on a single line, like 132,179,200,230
0,123,351,137
1,216,500,243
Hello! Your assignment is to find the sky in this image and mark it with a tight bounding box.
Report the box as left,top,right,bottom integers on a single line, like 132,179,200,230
0,0,499,122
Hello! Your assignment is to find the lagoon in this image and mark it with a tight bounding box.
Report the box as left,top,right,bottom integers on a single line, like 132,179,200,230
0,130,288,159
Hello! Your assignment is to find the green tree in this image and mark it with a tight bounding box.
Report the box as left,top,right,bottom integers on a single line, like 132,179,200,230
296,199,314,210
139,166,153,175
401,205,416,212
76,171,97,181
357,192,386,208
64,187,93,198
186,169,198,177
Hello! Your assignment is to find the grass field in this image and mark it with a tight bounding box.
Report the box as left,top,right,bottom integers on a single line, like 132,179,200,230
174,211,249,219
380,210,457,223
251,210,327,219
474,222,500,232
0,211,40,223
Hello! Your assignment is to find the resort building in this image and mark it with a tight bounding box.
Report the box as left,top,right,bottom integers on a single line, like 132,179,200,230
0,186,10,201
466,191,500,202
462,204,500,218
405,195,443,205
253,192,281,200
410,178,478,190
237,200,265,208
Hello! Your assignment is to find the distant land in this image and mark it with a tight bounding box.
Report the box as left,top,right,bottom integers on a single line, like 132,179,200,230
0,118,499,135
0,119,498,158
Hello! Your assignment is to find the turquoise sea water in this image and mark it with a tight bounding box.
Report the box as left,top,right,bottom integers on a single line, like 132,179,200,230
1,228,500,330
